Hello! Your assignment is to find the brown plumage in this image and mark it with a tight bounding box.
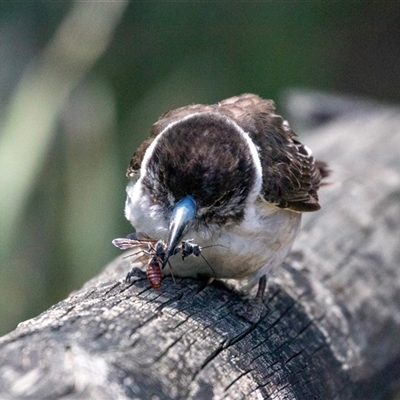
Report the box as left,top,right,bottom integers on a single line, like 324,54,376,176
127,93,328,213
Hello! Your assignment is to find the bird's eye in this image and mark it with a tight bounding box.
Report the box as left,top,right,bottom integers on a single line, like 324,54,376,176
127,170,141,183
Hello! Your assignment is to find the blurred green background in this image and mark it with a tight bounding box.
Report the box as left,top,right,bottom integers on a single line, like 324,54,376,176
1,2,399,336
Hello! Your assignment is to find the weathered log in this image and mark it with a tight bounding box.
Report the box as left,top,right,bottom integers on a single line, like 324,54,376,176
1,94,400,399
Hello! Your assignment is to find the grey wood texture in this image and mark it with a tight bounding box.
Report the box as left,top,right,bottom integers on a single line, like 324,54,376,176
1,97,400,399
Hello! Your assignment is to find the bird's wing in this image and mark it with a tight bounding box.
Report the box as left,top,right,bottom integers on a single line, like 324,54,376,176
217,94,329,212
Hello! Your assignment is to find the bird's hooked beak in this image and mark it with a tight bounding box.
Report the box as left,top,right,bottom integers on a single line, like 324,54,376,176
163,195,197,268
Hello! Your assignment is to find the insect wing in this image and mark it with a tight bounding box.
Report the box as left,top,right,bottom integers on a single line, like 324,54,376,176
126,231,158,242
112,238,140,250
135,253,152,264
112,236,156,250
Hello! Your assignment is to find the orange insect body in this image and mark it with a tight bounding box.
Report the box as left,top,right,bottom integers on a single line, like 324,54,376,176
146,256,162,289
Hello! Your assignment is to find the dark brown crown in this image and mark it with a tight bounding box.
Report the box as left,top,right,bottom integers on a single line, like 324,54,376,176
141,113,257,224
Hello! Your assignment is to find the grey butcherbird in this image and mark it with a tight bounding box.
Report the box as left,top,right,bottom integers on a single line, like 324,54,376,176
124,94,329,298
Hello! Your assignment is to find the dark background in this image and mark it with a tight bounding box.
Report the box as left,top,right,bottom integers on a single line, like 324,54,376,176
0,2,399,336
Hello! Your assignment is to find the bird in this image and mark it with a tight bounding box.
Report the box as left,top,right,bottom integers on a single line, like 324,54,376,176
124,93,329,299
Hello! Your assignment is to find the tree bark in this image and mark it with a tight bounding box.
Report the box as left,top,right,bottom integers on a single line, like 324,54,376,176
1,93,400,399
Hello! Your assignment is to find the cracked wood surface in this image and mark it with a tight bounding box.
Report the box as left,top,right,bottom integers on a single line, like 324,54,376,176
1,95,400,399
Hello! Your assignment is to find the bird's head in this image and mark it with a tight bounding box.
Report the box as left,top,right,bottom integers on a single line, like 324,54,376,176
126,112,262,266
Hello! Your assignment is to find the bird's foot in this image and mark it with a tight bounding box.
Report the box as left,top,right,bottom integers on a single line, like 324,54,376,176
234,298,266,323
233,276,267,323
125,266,147,283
